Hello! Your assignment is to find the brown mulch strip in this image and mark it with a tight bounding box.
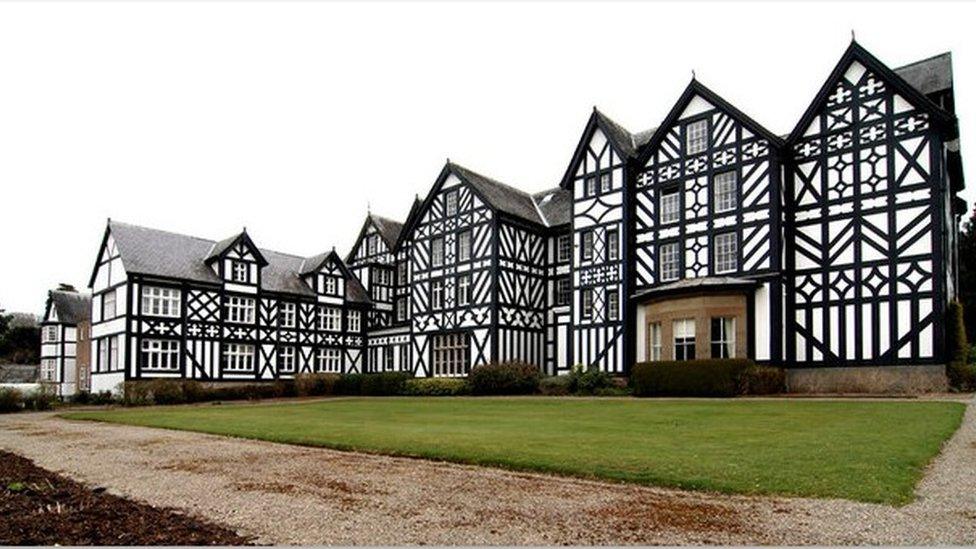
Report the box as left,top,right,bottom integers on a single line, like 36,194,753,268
0,450,252,545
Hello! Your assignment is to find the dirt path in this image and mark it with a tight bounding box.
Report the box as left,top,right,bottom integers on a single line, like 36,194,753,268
0,398,974,545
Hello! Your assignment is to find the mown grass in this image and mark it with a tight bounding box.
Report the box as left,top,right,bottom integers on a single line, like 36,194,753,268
63,397,965,504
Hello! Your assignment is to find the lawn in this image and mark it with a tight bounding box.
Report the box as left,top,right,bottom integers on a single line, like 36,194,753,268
62,397,965,505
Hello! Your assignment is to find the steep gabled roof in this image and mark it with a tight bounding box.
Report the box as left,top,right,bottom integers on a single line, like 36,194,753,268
450,162,548,227
636,79,785,166
787,41,956,144
102,220,370,302
300,249,370,303
204,230,269,266
532,187,572,227
559,108,656,189
45,289,91,325
370,215,404,250
894,52,953,97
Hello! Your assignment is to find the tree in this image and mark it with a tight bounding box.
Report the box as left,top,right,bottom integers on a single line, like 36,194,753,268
958,205,976,343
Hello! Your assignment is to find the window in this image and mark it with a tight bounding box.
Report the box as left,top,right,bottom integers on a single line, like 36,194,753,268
673,319,696,360
98,339,107,372
607,229,619,261
649,323,662,361
398,261,408,285
366,234,377,256
581,288,594,319
607,289,619,321
231,261,249,283
223,343,255,371
140,339,179,371
557,234,571,263
711,317,736,358
431,279,444,310
445,190,458,216
660,188,680,224
318,306,341,331
431,332,469,377
714,171,737,213
348,310,361,332
43,326,58,343
324,276,339,295
714,232,737,274
142,286,181,318
109,337,119,370
431,237,444,267
40,359,57,381
384,346,395,371
458,230,472,262
225,296,255,324
585,176,597,196
556,277,571,306
278,302,296,328
600,172,611,192
102,290,117,319
686,119,707,154
396,296,409,322
375,269,392,285
277,346,296,372
660,242,680,282
316,348,342,373
457,274,471,306
581,230,594,261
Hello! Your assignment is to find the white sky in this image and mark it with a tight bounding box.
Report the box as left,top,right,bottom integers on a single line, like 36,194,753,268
1,1,974,314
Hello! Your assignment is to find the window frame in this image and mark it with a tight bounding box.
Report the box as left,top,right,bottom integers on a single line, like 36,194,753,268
317,306,341,332
231,260,249,283
431,237,445,267
659,242,681,282
686,119,708,155
431,332,470,377
223,343,255,372
584,176,597,197
555,276,571,307
278,302,296,328
673,318,696,361
458,230,472,262
444,189,458,217
225,295,256,324
141,286,181,318
347,310,361,332
431,279,444,310
607,229,619,261
649,322,662,361
140,339,180,371
581,288,594,320
599,172,611,192
457,274,472,306
660,187,681,225
316,347,342,373
556,234,571,263
607,289,619,321
711,317,736,359
713,170,738,214
714,232,738,274
102,289,117,320
581,230,594,261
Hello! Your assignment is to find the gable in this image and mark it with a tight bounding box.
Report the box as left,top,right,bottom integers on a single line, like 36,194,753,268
89,231,128,291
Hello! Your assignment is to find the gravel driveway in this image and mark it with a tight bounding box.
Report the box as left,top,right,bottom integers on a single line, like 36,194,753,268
1,397,974,545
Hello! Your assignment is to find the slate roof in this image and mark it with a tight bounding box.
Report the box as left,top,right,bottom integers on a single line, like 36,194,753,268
895,52,952,96
450,163,548,227
369,214,404,250
0,364,39,384
532,187,573,227
107,221,369,303
47,290,91,325
632,276,759,301
594,109,656,159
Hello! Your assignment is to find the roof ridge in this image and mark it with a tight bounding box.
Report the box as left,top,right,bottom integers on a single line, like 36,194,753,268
452,162,535,199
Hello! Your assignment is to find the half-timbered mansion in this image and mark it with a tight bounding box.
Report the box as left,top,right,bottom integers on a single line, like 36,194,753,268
84,41,965,391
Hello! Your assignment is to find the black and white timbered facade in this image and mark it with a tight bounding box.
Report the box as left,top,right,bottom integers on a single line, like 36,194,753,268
39,286,92,397
83,41,965,388
86,221,370,393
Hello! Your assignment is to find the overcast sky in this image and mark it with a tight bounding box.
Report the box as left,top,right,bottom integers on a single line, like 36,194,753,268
1,1,973,314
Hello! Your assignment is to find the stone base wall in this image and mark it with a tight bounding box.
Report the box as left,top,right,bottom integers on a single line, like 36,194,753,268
786,364,948,395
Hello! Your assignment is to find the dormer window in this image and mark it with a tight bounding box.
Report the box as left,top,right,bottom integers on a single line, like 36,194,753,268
324,276,339,296
231,261,249,283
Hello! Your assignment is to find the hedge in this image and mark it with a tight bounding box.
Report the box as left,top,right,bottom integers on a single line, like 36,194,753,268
468,362,541,395
360,372,413,396
631,359,754,397
401,378,470,396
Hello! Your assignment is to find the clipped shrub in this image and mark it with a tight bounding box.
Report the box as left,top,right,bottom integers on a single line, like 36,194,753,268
401,377,471,396
122,381,153,406
71,391,91,405
947,360,976,392
335,373,365,395
569,366,615,395
947,301,969,363
90,391,116,406
737,365,786,395
23,386,58,411
147,379,185,405
295,373,340,397
179,380,208,403
0,388,23,413
468,362,541,395
538,376,572,396
631,359,753,397
361,372,413,396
